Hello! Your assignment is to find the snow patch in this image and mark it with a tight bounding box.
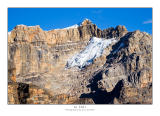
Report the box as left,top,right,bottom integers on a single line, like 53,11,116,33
17,24,26,26
28,25,40,27
54,24,79,30
16,25,40,28
8,31,11,35
63,24,79,29
54,18,92,30
66,37,117,69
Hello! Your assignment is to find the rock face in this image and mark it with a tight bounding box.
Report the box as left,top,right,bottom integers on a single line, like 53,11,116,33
85,31,152,104
8,19,152,104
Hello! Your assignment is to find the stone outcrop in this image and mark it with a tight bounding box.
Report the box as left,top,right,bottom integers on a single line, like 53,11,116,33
102,25,128,39
85,30,152,104
8,19,152,104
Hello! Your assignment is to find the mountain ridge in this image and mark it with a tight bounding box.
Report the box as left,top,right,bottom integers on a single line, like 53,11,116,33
8,19,129,35
8,20,152,104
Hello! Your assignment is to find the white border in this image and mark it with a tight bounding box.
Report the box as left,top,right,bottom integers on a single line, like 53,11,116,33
1,0,160,116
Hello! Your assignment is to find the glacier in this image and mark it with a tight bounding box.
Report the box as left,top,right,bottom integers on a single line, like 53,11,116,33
65,37,117,69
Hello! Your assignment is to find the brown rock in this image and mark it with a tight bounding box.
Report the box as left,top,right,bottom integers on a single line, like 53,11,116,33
8,20,152,104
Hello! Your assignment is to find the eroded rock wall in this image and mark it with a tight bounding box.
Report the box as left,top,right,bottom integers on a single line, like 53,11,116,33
8,20,152,104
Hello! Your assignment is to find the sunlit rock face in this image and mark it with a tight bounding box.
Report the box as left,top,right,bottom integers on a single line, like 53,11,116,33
8,19,152,104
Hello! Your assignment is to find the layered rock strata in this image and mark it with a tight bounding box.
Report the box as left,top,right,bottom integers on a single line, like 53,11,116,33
8,19,152,104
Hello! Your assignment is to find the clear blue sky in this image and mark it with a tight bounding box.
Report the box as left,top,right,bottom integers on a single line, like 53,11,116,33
8,8,152,34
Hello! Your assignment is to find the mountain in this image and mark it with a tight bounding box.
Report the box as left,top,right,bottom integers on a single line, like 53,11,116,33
8,19,152,104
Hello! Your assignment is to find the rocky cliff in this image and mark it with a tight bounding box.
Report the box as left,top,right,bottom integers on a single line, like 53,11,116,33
8,19,152,104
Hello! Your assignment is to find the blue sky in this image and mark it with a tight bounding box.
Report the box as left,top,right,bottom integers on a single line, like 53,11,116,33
8,8,152,34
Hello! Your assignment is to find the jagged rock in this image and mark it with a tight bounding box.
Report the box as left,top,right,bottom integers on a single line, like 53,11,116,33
78,20,102,40
102,25,128,39
93,30,152,104
80,19,92,26
8,19,152,104
99,63,127,92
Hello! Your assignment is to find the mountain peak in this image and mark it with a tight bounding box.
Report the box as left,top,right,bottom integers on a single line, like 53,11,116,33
115,25,127,32
80,18,92,26
8,18,152,104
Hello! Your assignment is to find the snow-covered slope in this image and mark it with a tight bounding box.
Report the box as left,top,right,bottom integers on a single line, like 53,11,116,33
54,24,79,30
55,18,92,30
66,37,117,69
63,24,79,29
